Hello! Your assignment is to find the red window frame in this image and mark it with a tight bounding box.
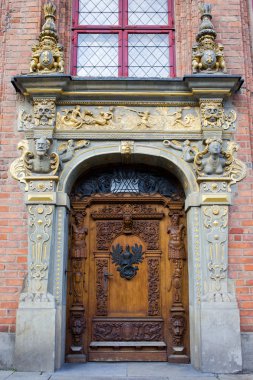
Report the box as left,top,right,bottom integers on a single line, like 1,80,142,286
71,0,175,77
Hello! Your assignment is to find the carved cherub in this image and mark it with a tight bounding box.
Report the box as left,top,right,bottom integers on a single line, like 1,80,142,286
24,137,59,175
58,139,90,167
163,139,197,162
194,138,231,176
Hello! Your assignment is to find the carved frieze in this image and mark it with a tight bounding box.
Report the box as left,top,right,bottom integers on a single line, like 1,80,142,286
96,259,108,315
56,105,201,131
96,220,159,250
148,258,160,316
92,320,163,341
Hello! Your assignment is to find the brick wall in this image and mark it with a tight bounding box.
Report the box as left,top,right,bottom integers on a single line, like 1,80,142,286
0,0,252,333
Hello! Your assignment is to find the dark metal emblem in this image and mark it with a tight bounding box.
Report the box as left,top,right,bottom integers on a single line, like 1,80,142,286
110,243,144,280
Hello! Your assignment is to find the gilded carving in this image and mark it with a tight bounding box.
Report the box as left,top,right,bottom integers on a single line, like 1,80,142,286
56,105,200,131
30,1,64,74
28,180,54,192
148,258,160,316
33,98,56,127
121,140,134,156
194,138,232,176
192,4,227,74
56,105,113,129
163,139,197,162
96,259,108,315
28,205,53,292
226,141,247,190
10,140,29,185
200,100,236,130
93,321,163,341
200,181,227,193
58,139,90,167
24,137,59,175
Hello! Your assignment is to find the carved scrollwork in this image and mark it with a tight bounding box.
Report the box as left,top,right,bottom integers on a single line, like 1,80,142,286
203,206,232,301
24,137,59,175
9,140,29,185
93,321,163,341
133,221,160,250
200,100,236,130
96,259,108,315
96,221,123,250
148,258,160,316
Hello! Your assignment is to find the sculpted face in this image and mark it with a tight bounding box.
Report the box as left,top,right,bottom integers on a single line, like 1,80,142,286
209,140,222,154
35,137,50,156
204,104,222,124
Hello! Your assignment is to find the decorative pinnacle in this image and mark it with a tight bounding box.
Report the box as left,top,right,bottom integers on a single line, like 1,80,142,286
197,3,216,42
41,1,57,39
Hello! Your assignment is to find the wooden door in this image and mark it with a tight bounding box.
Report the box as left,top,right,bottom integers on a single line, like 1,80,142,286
66,196,189,363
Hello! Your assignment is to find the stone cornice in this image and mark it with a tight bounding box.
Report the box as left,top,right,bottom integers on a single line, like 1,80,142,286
11,75,243,103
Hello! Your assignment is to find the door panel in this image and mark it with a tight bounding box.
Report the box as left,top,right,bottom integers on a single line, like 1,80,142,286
66,195,189,363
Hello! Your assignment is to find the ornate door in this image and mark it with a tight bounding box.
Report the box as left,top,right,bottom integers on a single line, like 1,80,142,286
66,169,189,362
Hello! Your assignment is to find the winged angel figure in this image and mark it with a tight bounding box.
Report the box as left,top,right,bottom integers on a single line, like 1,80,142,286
111,243,144,280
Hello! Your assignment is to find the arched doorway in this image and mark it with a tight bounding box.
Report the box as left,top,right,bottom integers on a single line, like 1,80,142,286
65,165,189,363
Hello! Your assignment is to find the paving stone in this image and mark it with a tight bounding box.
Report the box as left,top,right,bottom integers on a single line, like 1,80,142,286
7,373,51,380
127,363,214,377
218,376,253,380
0,371,14,380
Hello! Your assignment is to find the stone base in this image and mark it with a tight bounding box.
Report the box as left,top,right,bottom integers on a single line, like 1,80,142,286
242,332,253,372
0,332,15,369
15,305,56,372
200,302,242,373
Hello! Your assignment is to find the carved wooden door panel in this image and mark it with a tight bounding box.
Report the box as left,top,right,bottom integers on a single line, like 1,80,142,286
66,196,189,363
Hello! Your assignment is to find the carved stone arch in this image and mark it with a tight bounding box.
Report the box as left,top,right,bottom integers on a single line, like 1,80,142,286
57,144,199,197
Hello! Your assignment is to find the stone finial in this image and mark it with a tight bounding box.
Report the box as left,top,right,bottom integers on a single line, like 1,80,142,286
192,3,226,74
30,1,64,74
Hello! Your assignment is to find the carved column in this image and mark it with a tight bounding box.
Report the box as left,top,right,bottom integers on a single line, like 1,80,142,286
67,210,87,362
167,210,188,362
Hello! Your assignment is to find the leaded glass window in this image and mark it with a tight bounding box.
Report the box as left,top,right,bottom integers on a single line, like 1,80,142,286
72,0,175,77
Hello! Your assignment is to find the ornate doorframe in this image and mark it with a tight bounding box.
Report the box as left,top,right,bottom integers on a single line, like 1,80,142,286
10,76,245,373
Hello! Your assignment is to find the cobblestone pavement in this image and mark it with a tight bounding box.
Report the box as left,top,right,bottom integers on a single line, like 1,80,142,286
0,363,253,380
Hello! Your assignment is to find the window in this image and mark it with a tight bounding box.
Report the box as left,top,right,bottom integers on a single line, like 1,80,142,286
72,0,175,77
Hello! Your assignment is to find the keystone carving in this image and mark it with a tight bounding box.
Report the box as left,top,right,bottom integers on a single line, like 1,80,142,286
192,3,226,74
30,1,64,74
